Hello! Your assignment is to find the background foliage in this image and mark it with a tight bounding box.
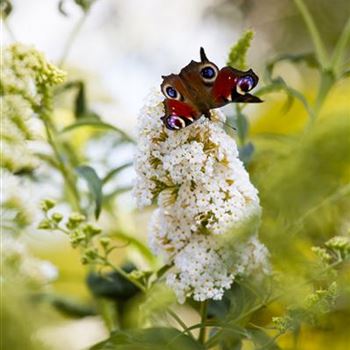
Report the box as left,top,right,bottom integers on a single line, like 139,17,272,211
1,0,350,349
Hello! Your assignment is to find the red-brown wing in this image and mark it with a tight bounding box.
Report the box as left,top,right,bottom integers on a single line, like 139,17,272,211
159,48,262,131
211,67,262,108
160,74,202,130
161,99,201,130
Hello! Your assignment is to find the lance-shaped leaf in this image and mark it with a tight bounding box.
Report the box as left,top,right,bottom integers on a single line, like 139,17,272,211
87,263,140,300
90,328,205,350
61,118,135,144
76,165,103,219
235,109,249,145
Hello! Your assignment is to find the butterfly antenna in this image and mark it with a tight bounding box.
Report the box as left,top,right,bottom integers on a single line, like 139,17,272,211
219,120,237,131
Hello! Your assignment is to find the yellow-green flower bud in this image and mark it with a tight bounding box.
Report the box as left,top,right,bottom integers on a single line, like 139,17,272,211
83,223,102,236
100,237,110,248
69,212,86,223
129,270,143,280
38,219,51,230
40,199,56,212
51,212,63,223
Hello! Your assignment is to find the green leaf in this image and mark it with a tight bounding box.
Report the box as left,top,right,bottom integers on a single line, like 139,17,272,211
76,165,103,219
75,81,88,118
55,80,101,119
222,337,242,350
248,329,281,350
90,328,205,350
36,152,60,169
87,263,140,300
58,0,68,16
156,264,172,280
293,0,329,68
239,142,254,165
104,186,133,201
74,0,95,12
207,280,260,323
103,162,133,184
110,231,155,264
256,77,314,119
40,294,96,318
0,0,13,18
61,118,135,144
235,110,249,144
331,17,350,77
266,53,319,79
227,30,254,70
226,280,260,322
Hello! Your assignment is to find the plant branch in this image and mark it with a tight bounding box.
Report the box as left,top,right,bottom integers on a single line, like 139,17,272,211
103,259,146,292
294,0,329,68
198,300,208,344
332,17,350,77
59,12,89,67
43,119,81,211
167,309,194,339
3,19,17,42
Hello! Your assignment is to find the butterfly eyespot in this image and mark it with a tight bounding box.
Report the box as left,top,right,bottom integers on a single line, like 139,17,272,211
200,64,218,83
166,86,177,98
163,85,182,100
237,76,255,95
164,115,186,130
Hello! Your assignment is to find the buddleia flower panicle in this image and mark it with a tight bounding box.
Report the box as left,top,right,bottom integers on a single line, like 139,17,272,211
2,43,66,108
134,89,270,303
1,44,66,173
2,235,58,286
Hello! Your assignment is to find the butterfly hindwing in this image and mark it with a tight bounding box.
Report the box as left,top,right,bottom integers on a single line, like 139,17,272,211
161,99,201,130
211,67,262,107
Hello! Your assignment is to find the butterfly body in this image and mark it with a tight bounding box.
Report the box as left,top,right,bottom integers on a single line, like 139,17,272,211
160,48,262,130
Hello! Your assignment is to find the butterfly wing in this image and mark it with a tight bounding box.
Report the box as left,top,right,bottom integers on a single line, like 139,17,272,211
161,99,201,130
173,48,261,112
211,67,262,107
160,74,201,130
159,48,262,130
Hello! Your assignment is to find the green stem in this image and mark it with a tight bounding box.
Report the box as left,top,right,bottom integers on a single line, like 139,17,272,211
314,70,334,114
198,300,208,344
304,69,334,132
43,119,81,211
294,183,350,228
59,12,89,67
167,309,194,339
104,260,146,292
3,19,17,42
294,0,329,68
331,17,350,77
205,300,270,349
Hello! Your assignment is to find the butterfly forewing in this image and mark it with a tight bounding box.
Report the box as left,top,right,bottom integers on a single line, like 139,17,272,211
161,73,202,130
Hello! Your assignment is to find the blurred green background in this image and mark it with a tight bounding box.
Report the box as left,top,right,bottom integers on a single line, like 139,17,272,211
2,0,350,349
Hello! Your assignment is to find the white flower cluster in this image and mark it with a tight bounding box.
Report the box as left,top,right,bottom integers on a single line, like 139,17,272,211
2,44,65,173
134,90,269,303
1,95,39,172
3,43,66,107
2,236,58,286
1,169,37,232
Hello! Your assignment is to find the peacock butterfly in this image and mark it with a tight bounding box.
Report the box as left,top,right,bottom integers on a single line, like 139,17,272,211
160,48,262,130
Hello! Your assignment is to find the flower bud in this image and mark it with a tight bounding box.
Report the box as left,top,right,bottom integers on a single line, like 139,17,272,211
51,212,63,223
40,199,56,212
37,219,52,230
